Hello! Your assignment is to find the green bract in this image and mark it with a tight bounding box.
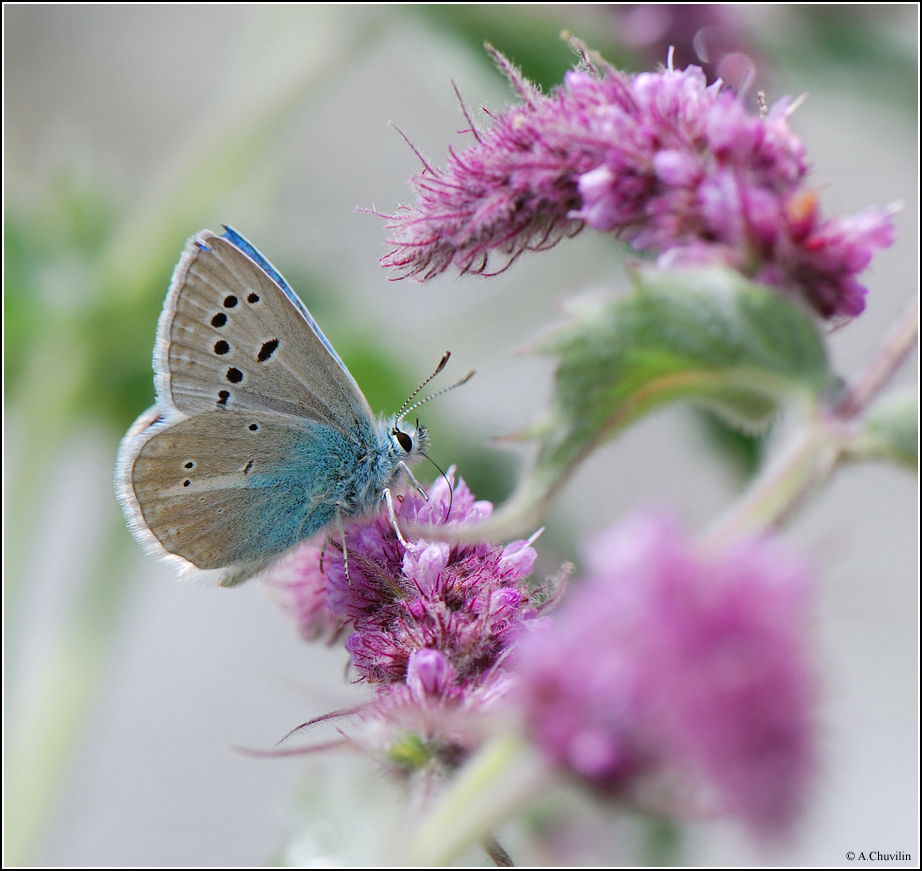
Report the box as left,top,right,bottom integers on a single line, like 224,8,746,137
854,390,918,470
494,266,831,533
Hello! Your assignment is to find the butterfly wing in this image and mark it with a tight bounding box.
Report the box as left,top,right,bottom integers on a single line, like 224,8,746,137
156,228,374,430
116,228,379,586
121,408,353,586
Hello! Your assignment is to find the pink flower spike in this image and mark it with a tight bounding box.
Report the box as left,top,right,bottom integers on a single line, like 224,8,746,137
268,468,542,715
380,46,894,319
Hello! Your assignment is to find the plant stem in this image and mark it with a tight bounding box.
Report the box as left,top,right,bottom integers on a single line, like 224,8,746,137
835,296,919,420
483,835,515,866
708,297,918,545
406,732,550,866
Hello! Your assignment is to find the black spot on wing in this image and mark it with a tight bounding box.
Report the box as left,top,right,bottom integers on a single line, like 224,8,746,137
214,340,230,355
226,367,243,384
257,339,279,362
211,312,227,328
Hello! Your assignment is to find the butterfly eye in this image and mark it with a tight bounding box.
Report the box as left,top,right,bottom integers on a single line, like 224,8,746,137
392,428,413,453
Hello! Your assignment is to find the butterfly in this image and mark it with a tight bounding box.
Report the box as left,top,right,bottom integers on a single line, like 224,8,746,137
115,226,461,587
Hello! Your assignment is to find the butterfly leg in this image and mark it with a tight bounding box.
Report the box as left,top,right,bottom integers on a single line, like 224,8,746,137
398,462,428,502
383,488,409,547
335,508,351,585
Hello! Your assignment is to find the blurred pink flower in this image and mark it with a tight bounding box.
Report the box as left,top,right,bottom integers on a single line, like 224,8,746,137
516,510,816,841
261,542,345,642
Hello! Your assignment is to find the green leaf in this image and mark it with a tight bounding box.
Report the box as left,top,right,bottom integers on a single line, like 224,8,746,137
692,407,769,482
490,267,830,534
850,390,918,470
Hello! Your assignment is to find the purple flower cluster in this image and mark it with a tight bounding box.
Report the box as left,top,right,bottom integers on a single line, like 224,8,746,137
266,483,818,838
265,472,539,720
382,50,893,319
514,511,816,841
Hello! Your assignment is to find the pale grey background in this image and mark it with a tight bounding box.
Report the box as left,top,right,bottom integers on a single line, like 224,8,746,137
5,5,918,866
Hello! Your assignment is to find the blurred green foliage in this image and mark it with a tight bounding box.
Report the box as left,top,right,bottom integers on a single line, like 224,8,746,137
5,175,120,408
417,5,629,91
786,6,918,111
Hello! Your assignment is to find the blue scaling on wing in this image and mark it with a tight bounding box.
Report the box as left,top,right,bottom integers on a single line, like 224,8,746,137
225,419,358,563
221,225,350,375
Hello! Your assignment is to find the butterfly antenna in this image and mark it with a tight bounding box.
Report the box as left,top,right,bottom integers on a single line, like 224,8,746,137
395,352,451,421
422,452,454,522
397,367,476,421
